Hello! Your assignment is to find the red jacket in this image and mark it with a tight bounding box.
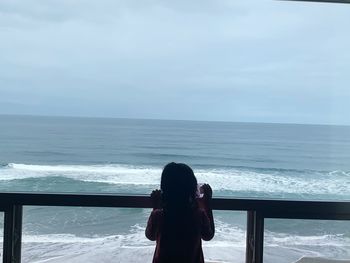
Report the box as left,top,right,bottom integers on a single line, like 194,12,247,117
146,208,214,263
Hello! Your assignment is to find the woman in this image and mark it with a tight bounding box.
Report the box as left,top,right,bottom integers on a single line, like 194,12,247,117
146,162,215,263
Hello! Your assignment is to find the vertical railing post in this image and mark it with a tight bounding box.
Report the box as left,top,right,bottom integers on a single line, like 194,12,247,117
245,211,264,263
3,206,14,263
253,212,264,263
246,211,255,263
3,205,23,263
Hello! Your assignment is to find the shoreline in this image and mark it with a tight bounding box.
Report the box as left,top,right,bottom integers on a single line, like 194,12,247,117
294,257,350,263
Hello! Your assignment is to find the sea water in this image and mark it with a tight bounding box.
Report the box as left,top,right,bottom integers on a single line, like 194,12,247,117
0,115,350,262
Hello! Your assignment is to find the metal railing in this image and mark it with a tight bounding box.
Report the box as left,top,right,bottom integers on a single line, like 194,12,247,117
1,192,350,263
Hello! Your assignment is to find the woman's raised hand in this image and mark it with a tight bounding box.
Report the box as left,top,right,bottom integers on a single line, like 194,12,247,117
197,184,212,210
150,189,162,209
201,184,212,200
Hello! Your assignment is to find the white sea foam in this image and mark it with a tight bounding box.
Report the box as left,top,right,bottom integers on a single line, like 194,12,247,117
265,232,350,248
1,163,161,185
264,232,350,263
0,221,247,263
1,163,350,196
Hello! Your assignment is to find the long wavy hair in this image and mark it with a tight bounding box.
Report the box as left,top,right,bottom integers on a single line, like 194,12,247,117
160,162,197,211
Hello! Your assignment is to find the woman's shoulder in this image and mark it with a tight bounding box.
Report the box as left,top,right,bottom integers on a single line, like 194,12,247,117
191,207,207,218
193,207,205,214
150,208,164,217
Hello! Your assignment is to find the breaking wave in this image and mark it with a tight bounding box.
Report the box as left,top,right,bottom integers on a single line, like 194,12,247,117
1,163,350,197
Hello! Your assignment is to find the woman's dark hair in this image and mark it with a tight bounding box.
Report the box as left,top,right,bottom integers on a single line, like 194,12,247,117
160,162,197,210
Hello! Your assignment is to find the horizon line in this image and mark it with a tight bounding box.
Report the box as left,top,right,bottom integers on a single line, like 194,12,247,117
1,113,349,127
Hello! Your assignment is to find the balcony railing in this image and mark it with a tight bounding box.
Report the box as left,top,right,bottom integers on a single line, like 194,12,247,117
1,192,350,263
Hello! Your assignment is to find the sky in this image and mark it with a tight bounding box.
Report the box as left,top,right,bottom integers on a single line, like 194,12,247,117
0,0,350,125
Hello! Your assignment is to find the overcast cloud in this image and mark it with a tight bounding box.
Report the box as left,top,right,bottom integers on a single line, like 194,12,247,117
0,0,350,125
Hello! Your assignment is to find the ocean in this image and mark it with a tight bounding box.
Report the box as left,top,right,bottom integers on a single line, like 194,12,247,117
1,115,350,263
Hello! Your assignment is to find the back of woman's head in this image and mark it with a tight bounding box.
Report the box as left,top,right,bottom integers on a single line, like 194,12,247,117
161,162,197,210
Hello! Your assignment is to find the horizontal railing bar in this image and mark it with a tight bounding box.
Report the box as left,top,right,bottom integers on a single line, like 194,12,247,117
1,192,350,220
262,212,350,220
0,192,152,209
